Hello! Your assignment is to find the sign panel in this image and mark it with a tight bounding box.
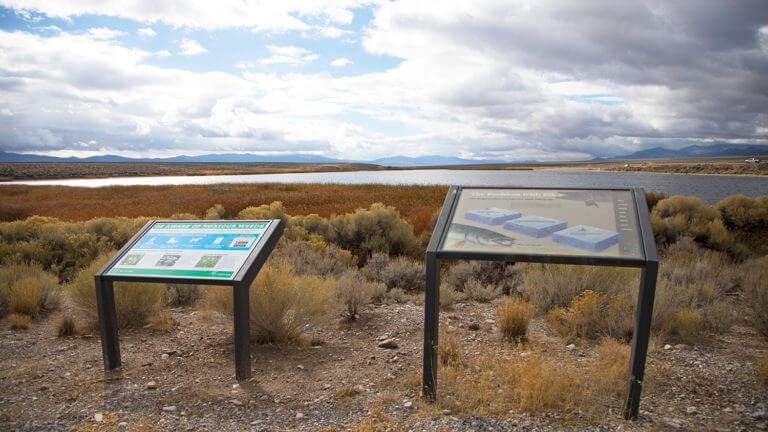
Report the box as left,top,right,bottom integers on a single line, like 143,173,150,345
107,221,272,280
440,188,643,259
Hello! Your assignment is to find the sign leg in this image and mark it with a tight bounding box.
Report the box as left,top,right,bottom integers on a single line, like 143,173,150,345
95,276,121,371
623,262,659,420
422,254,440,400
233,284,251,381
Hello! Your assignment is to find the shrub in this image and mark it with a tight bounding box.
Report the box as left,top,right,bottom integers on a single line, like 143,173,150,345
336,270,373,319
439,326,463,366
439,284,465,309
276,240,356,278
522,264,637,314
645,191,666,212
699,300,737,334
742,260,768,338
508,349,578,413
289,213,331,239
716,194,768,230
385,287,406,303
169,212,200,220
67,253,163,329
237,201,288,221
376,256,425,292
463,280,501,303
207,261,335,344
0,262,60,318
368,281,388,304
56,315,77,337
443,261,518,295
497,296,534,342
163,284,202,307
7,313,30,330
204,203,226,220
328,203,416,259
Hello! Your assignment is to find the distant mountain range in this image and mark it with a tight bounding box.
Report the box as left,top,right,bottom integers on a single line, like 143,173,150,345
1,144,766,166
613,144,768,160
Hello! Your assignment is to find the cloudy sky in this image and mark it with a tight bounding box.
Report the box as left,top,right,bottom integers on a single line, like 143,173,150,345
0,1,766,162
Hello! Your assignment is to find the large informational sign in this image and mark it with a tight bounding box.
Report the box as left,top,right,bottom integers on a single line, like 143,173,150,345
95,219,283,382
440,188,643,259
107,221,272,280
423,187,658,421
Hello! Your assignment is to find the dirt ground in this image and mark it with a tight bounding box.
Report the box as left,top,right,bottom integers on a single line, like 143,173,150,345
1,297,767,431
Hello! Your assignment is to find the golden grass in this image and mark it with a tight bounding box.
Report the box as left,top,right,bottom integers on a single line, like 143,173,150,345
438,326,463,367
497,296,535,342
0,183,447,234
0,262,60,318
757,352,768,387
56,314,77,337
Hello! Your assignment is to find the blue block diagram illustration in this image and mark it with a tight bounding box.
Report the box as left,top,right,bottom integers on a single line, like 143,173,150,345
552,225,622,252
503,216,567,238
464,208,522,226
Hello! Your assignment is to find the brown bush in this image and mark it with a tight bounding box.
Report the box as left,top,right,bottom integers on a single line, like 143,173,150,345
438,326,463,367
742,260,768,339
56,315,77,337
716,194,768,230
7,313,30,330
336,270,373,319
0,262,60,318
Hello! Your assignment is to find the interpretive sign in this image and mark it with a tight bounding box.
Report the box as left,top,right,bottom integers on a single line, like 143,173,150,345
440,188,643,260
94,220,284,381
423,187,658,420
107,221,273,280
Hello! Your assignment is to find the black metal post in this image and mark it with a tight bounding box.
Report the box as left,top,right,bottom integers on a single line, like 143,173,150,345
622,260,659,420
95,275,121,371
233,283,251,381
422,253,440,400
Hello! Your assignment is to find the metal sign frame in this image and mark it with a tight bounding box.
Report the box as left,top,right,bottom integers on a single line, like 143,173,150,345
94,219,284,381
422,186,658,420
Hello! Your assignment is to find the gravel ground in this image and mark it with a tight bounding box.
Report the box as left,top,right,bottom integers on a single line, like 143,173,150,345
1,300,766,431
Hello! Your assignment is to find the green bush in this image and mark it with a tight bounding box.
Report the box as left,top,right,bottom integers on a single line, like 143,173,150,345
163,284,202,306
329,203,416,259
443,261,518,295
275,239,356,278
67,253,163,329
238,201,288,221
375,256,425,292
464,280,502,303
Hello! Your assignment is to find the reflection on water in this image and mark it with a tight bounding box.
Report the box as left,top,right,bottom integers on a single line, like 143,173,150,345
3,169,767,205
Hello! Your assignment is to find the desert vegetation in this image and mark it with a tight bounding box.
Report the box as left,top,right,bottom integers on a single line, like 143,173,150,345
0,187,767,429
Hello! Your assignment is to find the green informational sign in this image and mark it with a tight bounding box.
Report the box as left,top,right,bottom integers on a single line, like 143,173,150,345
440,188,643,259
107,221,272,280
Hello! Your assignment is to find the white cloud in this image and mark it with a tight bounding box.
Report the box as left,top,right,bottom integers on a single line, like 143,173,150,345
330,58,351,67
137,27,156,37
87,27,125,40
260,45,318,65
178,39,207,56
316,26,353,38
0,0,376,31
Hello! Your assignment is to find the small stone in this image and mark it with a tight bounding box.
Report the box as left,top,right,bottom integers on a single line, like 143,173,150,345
260,395,269,401
752,410,768,420
161,353,169,360
322,383,331,390
723,407,733,413
378,338,399,349
404,401,413,409
566,344,576,350
162,406,177,412
230,399,243,406
686,406,698,415
442,409,452,415
118,422,128,427
664,344,673,350
232,384,240,390
295,412,304,420
484,319,495,324
297,365,305,370
467,322,480,331
664,418,683,429
353,385,365,394
146,381,157,390
94,413,103,422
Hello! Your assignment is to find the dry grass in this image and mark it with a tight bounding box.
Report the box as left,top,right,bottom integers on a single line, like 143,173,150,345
757,353,768,387
497,296,535,342
7,312,30,329
0,183,447,234
336,270,373,319
438,326,463,367
56,314,77,337
206,260,335,344
66,253,164,329
742,259,768,339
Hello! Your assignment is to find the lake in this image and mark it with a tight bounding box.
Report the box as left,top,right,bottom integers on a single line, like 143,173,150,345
3,169,767,204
